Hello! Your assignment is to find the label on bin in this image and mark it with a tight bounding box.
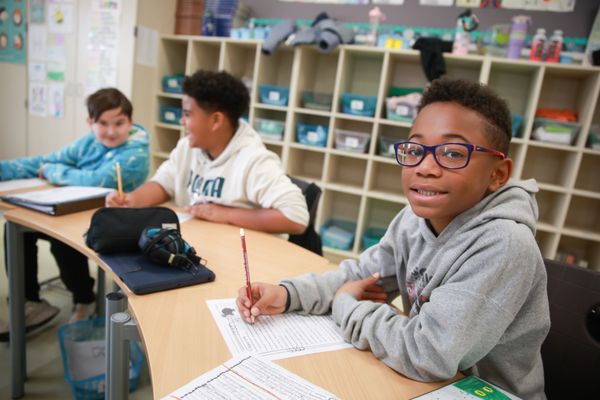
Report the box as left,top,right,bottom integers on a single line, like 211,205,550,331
351,100,364,111
388,144,395,155
307,131,319,142
395,105,410,116
345,137,359,148
168,78,178,88
269,91,280,101
165,111,176,121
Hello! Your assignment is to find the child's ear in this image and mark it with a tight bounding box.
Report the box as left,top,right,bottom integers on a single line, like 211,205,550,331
488,158,513,192
86,117,93,127
210,111,226,131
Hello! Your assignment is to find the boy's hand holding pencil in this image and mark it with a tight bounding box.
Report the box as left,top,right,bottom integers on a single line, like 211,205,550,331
236,282,289,324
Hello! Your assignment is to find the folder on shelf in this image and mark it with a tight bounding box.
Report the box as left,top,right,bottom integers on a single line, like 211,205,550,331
100,252,215,295
1,186,114,216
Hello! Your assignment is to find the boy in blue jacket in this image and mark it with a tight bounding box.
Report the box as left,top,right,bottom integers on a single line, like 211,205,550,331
237,79,550,399
0,88,149,340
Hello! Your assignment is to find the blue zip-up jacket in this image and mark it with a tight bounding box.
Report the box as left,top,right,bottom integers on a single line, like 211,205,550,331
0,124,150,192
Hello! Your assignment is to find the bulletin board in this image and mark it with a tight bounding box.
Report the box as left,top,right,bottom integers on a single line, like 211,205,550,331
0,0,26,64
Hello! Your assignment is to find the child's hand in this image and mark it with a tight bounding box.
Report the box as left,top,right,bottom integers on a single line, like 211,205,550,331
38,164,47,180
236,282,288,324
186,203,227,223
335,273,387,303
105,191,134,207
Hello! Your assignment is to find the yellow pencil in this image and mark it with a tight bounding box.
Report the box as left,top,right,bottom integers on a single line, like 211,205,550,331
116,162,123,200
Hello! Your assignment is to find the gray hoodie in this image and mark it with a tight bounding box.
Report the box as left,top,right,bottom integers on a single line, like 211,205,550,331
281,179,550,399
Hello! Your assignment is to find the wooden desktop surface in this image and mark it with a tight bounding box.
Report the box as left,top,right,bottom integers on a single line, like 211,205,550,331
4,207,455,399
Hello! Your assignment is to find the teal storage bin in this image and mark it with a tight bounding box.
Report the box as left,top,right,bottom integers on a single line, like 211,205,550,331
57,317,144,400
259,84,289,106
159,105,182,125
362,227,386,249
302,91,333,111
341,93,377,117
511,115,523,137
320,219,356,250
161,74,185,93
296,123,328,147
255,118,285,141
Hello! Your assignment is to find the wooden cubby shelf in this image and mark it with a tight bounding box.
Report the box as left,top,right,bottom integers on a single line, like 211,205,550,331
153,35,600,270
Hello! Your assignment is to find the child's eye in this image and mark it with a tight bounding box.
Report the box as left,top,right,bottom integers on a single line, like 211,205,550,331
407,148,423,157
442,149,466,159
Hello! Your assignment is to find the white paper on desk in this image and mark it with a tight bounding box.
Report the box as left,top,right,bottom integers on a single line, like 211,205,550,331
0,179,47,192
175,212,193,224
3,186,113,205
207,298,352,360
162,355,339,400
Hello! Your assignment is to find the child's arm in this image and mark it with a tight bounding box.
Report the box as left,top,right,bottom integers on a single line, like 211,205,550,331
106,181,170,207
0,138,80,181
186,204,306,234
42,147,149,190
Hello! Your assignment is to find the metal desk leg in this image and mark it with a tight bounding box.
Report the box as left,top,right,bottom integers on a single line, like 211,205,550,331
107,312,139,400
7,221,26,399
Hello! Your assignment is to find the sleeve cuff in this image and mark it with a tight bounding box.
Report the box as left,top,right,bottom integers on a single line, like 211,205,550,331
279,281,302,312
332,293,358,325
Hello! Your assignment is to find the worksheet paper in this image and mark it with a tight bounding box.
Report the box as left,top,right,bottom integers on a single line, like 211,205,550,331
0,178,46,192
206,298,352,360
162,355,339,400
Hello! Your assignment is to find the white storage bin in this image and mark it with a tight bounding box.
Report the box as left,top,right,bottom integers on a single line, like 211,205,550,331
335,129,370,153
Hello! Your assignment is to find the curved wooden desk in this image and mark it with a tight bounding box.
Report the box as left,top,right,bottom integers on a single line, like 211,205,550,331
5,207,454,399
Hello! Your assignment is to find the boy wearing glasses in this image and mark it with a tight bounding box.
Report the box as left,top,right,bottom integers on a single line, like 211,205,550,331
237,79,550,399
106,70,308,235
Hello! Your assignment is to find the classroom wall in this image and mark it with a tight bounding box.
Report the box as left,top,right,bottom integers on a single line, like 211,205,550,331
243,0,598,39
0,64,27,159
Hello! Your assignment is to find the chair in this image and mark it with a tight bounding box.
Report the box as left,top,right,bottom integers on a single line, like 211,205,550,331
288,176,323,256
541,259,600,399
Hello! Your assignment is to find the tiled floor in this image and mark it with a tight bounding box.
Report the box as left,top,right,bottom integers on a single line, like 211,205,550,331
0,214,152,399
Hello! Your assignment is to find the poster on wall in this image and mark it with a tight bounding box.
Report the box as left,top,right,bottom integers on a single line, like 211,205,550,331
85,0,121,95
0,0,26,64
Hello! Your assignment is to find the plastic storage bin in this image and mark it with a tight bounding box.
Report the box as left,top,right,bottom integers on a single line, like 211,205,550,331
341,93,377,117
159,105,182,125
302,91,333,111
378,135,398,158
296,123,328,147
161,74,185,93
254,118,285,141
532,118,580,145
259,84,289,106
57,317,144,400
320,219,356,250
362,227,387,249
335,129,370,153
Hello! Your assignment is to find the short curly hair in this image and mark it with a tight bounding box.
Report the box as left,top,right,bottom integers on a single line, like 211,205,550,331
182,70,249,127
418,78,512,155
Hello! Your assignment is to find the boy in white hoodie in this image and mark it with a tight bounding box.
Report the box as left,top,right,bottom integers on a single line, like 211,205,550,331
107,70,308,234
237,79,551,399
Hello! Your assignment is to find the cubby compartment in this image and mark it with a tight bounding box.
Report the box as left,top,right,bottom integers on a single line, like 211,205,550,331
556,235,600,271
535,230,558,259
536,190,568,228
189,40,221,72
294,47,339,111
332,118,373,154
376,123,411,159
521,145,579,187
256,46,294,105
221,41,257,86
253,109,287,142
157,38,188,93
487,61,541,139
563,195,600,236
443,54,484,82
508,141,526,178
338,49,384,116
536,66,600,147
318,189,362,251
325,154,367,190
574,152,600,193
293,113,330,148
368,161,404,198
286,148,325,183
360,197,406,251
152,126,181,155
